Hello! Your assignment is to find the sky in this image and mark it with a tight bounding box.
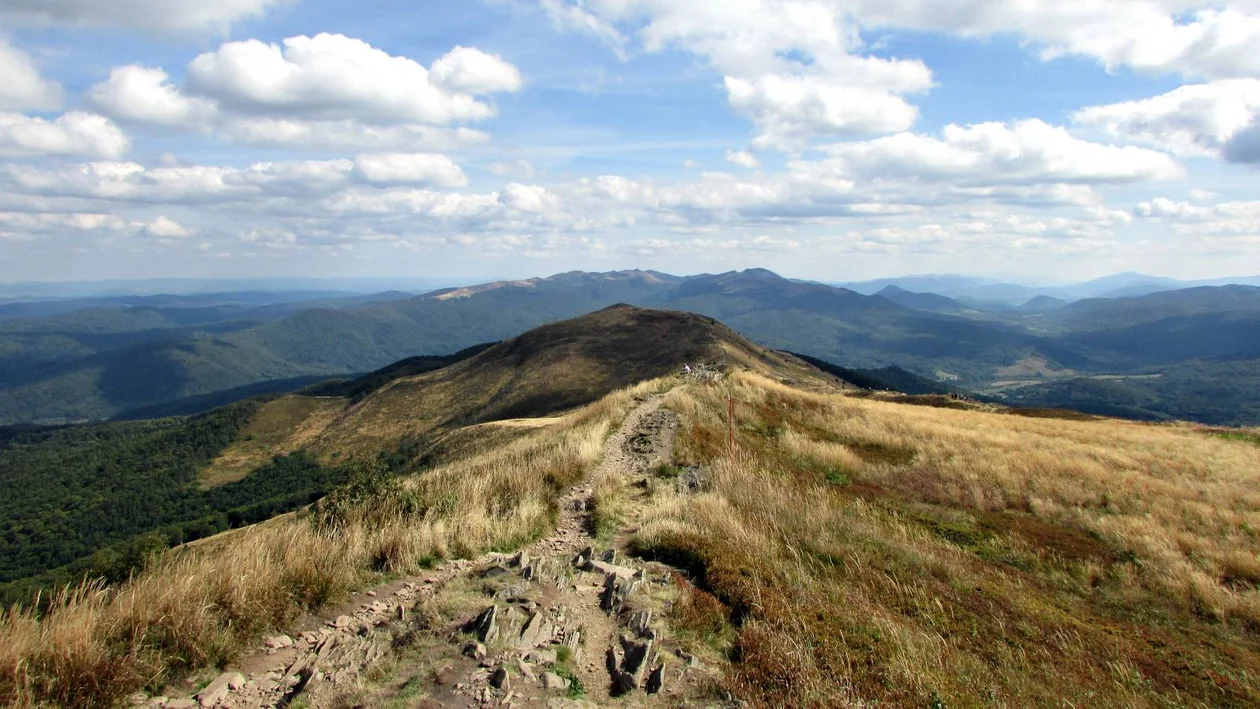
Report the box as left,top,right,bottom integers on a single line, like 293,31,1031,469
0,0,1259,285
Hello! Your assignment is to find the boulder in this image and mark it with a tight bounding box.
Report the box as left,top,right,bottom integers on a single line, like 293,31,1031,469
541,672,571,691
646,665,664,694
587,559,636,579
491,666,510,690
473,605,499,643
462,642,488,661
516,612,554,650
263,635,293,650
515,657,538,683
196,672,245,707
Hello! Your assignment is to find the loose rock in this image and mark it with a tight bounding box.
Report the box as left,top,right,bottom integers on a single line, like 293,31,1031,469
195,672,244,707
541,672,571,691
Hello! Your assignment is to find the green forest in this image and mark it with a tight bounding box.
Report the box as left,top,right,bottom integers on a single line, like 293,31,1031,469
0,401,348,605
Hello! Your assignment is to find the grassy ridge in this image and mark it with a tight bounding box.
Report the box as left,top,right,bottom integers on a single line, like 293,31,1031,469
629,372,1260,706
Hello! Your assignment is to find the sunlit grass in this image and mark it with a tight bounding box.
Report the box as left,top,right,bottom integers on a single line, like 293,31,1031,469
631,371,1260,706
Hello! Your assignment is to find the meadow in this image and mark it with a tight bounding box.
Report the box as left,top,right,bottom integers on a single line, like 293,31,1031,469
624,371,1260,706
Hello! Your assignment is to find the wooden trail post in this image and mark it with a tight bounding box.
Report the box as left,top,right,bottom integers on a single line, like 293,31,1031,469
727,395,735,458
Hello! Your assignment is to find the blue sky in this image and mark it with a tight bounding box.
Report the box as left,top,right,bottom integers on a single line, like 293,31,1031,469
0,0,1258,284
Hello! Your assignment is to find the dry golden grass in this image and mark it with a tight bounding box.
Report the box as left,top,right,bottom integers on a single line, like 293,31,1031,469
0,380,662,708
198,396,343,488
632,371,1260,707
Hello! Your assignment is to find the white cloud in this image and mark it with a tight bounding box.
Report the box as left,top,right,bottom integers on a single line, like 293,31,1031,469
1074,79,1260,158
185,34,515,125
847,1,1260,80
429,46,523,94
86,35,518,151
87,65,216,127
0,111,129,158
0,0,286,33
499,183,562,213
353,153,467,187
0,37,61,111
141,215,193,238
808,120,1182,186
725,61,930,148
1134,197,1260,239
725,150,760,169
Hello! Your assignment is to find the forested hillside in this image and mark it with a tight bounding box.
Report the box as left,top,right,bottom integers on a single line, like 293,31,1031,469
0,402,347,604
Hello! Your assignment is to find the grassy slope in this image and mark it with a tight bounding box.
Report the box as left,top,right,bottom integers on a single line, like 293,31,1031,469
198,397,345,488
627,371,1260,706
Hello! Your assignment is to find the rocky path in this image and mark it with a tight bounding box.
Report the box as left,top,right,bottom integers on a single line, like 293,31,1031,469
134,394,717,709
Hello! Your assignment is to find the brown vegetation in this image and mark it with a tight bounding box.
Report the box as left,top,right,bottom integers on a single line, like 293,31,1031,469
0,381,658,707
198,396,343,488
631,371,1260,706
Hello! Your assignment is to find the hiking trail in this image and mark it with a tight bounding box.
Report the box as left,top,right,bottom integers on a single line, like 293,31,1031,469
135,392,724,709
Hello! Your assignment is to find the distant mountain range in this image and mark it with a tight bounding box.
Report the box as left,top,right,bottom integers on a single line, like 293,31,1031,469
839,272,1260,307
2,268,1259,425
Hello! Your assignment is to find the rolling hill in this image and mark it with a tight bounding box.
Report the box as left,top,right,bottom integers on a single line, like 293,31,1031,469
0,306,838,602
3,269,1260,425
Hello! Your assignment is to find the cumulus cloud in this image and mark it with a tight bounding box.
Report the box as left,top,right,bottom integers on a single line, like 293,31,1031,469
353,153,467,187
184,34,514,125
0,37,61,111
429,46,523,94
0,0,286,33
86,34,520,151
141,215,192,238
726,74,922,148
846,0,1260,80
0,112,129,158
1134,197,1260,239
87,66,216,127
808,120,1182,186
1074,79,1260,158
725,150,760,169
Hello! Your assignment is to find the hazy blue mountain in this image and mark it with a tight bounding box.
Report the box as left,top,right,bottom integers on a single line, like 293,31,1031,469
836,271,1260,306
1017,296,1069,312
4,270,1260,425
0,277,467,301
874,285,970,313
